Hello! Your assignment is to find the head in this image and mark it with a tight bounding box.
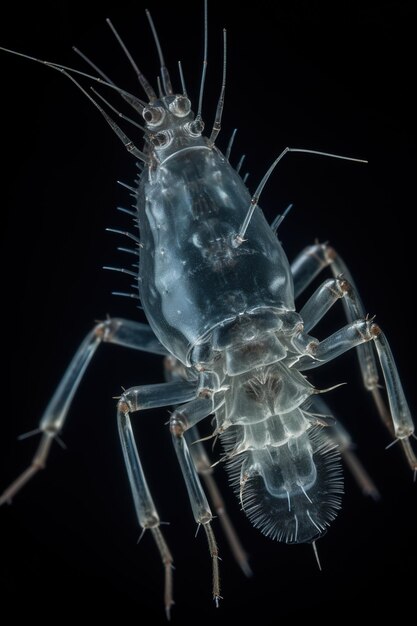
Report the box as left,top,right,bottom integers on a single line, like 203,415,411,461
142,95,206,163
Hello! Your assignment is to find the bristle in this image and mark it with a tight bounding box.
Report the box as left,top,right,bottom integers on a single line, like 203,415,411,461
223,424,343,544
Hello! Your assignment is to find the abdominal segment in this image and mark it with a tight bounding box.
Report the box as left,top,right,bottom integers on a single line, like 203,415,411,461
223,412,343,544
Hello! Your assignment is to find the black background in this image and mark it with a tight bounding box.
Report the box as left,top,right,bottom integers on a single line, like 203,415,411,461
1,1,416,624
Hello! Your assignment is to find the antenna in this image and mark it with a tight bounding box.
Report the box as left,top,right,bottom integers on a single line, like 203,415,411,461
209,29,227,146
235,147,367,244
106,18,157,102
196,0,208,122
146,9,173,95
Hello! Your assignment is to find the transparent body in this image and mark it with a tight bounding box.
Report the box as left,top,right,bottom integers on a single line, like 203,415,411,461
138,102,344,543
1,6,414,615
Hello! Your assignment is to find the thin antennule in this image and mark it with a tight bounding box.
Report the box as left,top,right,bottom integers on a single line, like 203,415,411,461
156,76,163,99
44,63,146,162
197,0,208,122
145,9,173,96
90,87,145,132
105,18,157,103
74,47,147,114
73,46,115,85
0,46,143,105
209,29,227,146
178,61,188,97
235,147,368,244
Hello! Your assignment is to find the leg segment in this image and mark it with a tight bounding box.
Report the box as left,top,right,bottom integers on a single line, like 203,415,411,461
118,379,200,618
297,318,416,470
292,243,416,471
0,318,168,505
292,243,379,392
164,354,251,577
170,397,224,605
187,427,252,577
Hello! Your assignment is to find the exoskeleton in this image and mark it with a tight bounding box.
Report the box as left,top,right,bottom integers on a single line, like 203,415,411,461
1,2,415,618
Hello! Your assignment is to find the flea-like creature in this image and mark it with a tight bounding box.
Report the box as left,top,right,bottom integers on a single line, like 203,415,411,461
1,2,415,618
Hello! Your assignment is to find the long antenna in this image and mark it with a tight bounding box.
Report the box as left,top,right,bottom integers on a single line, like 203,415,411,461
48,64,146,161
73,46,115,85
0,46,144,105
235,147,368,244
90,87,145,131
178,61,188,97
145,9,173,95
196,0,208,122
106,18,157,102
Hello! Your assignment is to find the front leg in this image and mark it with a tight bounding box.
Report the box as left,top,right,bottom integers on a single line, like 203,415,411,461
0,318,168,505
117,378,199,618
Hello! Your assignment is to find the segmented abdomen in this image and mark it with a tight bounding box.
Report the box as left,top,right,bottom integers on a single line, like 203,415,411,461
220,363,343,544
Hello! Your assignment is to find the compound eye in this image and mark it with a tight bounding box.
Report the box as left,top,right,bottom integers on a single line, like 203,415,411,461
142,106,165,127
168,96,191,118
153,130,172,148
186,118,205,137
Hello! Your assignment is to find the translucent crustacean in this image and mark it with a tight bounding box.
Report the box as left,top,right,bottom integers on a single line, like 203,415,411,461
1,2,415,618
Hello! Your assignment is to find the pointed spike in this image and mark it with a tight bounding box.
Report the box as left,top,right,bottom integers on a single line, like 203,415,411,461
117,206,137,217
236,154,246,174
312,541,322,571
271,203,294,233
106,228,141,244
112,291,140,300
117,180,137,193
117,246,139,256
17,428,42,441
103,265,137,278
225,128,237,161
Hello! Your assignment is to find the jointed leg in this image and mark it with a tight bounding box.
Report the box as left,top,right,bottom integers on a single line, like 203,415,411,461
117,379,200,617
0,318,168,505
292,243,379,391
170,397,224,605
164,354,251,577
187,427,252,577
291,243,416,471
297,317,416,471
